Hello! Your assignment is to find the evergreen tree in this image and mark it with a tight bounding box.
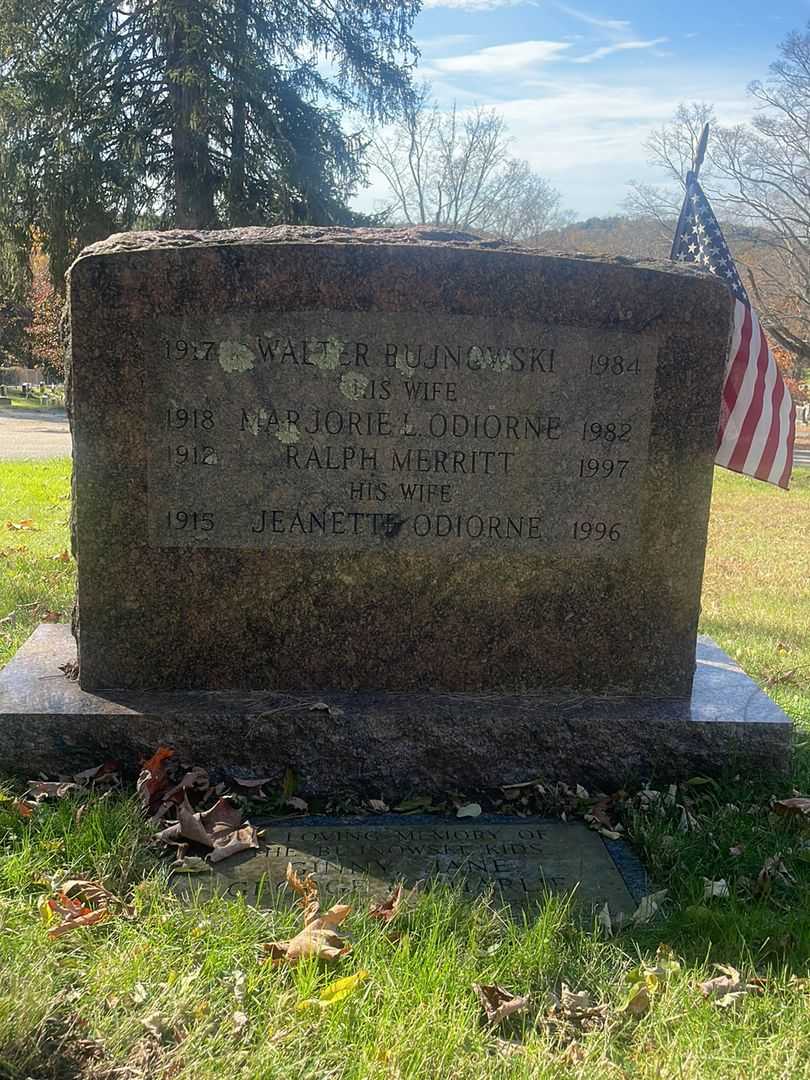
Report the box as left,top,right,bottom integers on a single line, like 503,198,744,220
0,0,420,291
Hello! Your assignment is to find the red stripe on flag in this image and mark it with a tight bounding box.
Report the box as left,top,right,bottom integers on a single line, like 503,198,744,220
754,360,786,482
726,320,770,473
718,305,753,448
777,401,796,490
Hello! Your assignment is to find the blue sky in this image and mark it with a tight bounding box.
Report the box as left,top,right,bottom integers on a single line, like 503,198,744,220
357,0,809,219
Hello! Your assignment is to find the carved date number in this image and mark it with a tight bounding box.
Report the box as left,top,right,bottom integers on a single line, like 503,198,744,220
573,521,621,541
172,445,217,466
579,458,629,479
164,339,215,361
166,407,215,430
582,421,632,442
590,354,639,375
166,511,215,532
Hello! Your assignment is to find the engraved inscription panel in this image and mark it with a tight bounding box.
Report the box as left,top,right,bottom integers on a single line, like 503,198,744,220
173,821,638,914
146,311,659,554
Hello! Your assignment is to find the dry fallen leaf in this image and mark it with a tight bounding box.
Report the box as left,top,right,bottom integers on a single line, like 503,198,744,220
456,802,482,819
6,519,38,531
156,795,258,863
137,747,175,813
596,902,612,938
599,828,623,840
169,856,211,874
368,798,389,813
73,761,120,786
43,878,133,939
163,766,212,804
755,855,795,896
286,862,320,925
209,824,259,863
308,701,344,718
26,780,80,801
772,797,810,819
703,878,730,900
473,983,530,1027
263,902,352,964
561,1043,586,1065
51,549,71,562
624,985,651,1018
587,799,616,829
632,889,668,925
231,776,273,794
699,964,765,1007
544,985,610,1034
368,884,404,924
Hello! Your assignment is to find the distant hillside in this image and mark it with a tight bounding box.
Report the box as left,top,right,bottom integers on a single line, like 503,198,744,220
537,215,774,265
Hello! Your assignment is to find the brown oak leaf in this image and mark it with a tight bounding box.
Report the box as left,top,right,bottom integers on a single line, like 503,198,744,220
699,964,765,1006
263,903,352,964
473,983,530,1027
368,884,404,924
136,747,175,813
772,797,810,819
285,862,320,925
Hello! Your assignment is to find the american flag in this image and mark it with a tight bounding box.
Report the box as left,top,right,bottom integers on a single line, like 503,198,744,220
671,176,795,489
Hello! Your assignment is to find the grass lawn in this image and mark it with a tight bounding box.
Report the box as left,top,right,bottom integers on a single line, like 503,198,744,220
0,459,74,668
1,459,809,1079
0,387,66,412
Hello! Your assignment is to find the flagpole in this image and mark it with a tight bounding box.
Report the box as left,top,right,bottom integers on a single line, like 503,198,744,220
670,123,710,260
688,123,710,185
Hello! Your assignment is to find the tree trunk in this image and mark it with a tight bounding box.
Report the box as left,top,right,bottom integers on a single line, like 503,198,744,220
228,0,249,224
168,1,216,228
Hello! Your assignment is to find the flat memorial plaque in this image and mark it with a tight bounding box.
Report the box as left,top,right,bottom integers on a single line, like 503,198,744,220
173,817,643,916
145,311,658,556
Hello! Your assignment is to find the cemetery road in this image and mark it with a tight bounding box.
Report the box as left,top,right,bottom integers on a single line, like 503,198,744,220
0,408,72,459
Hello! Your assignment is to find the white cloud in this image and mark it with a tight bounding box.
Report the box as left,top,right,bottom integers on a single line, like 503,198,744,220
573,37,669,63
555,4,631,33
433,40,571,75
416,34,480,52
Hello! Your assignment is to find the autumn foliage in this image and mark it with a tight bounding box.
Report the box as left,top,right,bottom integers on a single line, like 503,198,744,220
772,344,808,404
26,250,63,379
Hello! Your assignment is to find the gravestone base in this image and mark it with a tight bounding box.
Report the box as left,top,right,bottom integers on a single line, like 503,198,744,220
0,624,792,794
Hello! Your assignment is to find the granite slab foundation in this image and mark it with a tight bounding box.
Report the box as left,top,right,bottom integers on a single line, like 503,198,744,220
0,625,792,794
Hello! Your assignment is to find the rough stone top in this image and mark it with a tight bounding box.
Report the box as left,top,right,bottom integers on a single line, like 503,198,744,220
72,225,723,289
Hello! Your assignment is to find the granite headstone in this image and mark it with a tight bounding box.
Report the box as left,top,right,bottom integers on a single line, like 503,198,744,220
0,227,793,792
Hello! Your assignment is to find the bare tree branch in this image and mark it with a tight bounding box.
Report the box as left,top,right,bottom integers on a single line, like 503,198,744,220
370,92,567,240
